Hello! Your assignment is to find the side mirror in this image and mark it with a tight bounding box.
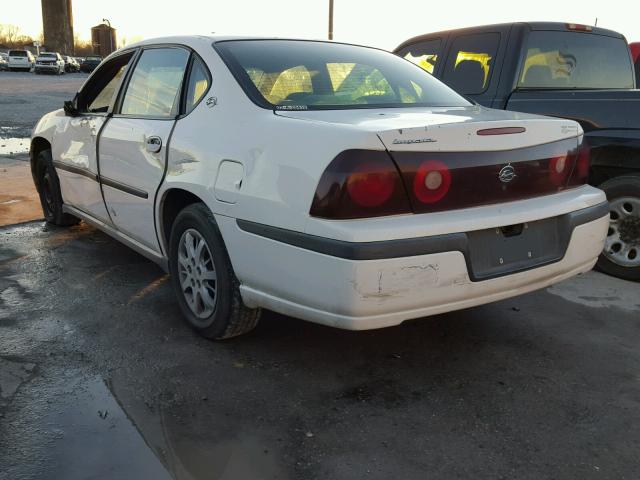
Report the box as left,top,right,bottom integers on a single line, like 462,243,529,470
64,99,79,117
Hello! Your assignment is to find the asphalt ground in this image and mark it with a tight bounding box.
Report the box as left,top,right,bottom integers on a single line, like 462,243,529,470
1,72,640,480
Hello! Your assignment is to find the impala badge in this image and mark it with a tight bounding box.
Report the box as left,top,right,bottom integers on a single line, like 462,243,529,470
498,164,516,183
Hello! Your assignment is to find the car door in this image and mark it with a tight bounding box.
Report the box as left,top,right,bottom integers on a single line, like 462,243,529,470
52,51,135,223
98,46,190,251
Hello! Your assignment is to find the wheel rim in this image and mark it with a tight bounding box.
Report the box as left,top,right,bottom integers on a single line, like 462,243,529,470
42,174,55,216
604,197,640,268
178,228,217,320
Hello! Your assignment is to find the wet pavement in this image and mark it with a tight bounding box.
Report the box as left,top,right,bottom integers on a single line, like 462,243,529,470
1,220,639,479
0,70,88,139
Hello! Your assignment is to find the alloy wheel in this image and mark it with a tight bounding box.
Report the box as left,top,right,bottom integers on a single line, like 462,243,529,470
177,228,218,321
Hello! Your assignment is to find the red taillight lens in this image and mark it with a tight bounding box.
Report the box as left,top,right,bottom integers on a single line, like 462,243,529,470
567,142,590,186
413,160,451,203
346,162,396,207
549,154,570,186
310,150,412,219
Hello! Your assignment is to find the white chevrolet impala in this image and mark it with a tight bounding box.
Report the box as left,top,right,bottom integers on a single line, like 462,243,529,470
30,36,609,339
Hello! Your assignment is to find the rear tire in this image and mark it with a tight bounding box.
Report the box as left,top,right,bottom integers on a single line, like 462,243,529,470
168,203,261,339
596,175,640,282
35,150,81,227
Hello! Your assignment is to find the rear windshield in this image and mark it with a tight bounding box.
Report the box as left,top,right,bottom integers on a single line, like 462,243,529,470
9,50,28,57
86,56,101,61
215,40,470,110
519,31,634,89
40,53,56,58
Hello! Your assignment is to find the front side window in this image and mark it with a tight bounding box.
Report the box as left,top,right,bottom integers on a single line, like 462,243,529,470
442,33,500,95
215,40,469,110
120,48,190,117
397,38,442,74
78,52,134,113
518,31,634,89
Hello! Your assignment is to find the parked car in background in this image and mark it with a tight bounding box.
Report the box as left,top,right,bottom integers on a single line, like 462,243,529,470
0,52,8,71
35,52,65,75
630,42,640,84
30,36,608,339
79,55,102,72
64,55,80,72
396,22,640,281
7,49,35,71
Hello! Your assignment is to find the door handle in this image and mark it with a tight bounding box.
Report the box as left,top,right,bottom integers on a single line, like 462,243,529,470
145,136,162,153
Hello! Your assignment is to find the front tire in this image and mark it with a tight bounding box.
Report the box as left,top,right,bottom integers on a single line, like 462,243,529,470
169,203,261,339
596,175,640,281
35,150,81,226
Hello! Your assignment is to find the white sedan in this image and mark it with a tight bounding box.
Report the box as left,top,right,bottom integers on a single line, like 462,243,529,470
30,36,609,339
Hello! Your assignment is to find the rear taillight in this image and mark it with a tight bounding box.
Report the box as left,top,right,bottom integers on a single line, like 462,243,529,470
413,160,451,203
310,150,412,219
549,154,570,186
346,162,396,207
567,142,590,186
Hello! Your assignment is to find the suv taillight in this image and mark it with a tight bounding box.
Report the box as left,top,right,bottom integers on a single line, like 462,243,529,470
309,150,412,219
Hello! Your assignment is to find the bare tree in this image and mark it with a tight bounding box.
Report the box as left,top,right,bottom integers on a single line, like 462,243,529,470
0,24,21,46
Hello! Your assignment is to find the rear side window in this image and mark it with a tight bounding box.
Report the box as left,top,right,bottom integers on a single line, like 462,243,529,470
397,38,442,74
120,48,190,117
9,50,27,57
442,33,500,95
518,31,634,89
184,56,210,112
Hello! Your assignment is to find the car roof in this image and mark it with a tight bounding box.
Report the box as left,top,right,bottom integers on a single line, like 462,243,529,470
105,35,377,64
121,34,357,51
395,21,625,51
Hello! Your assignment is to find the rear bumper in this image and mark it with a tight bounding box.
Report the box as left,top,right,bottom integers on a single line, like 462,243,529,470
217,196,609,330
237,202,607,282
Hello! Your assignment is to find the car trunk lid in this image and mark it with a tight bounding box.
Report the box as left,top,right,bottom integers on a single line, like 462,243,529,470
278,106,586,214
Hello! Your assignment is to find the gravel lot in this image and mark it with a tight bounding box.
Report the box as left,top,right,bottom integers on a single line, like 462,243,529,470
1,73,640,480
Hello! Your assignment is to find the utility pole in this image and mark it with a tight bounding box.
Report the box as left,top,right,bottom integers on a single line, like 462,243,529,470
328,0,334,40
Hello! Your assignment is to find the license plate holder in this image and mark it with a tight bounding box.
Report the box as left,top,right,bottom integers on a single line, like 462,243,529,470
466,216,566,281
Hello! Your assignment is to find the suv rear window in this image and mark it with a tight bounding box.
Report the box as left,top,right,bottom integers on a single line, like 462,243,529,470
519,31,634,89
215,40,469,110
9,50,28,57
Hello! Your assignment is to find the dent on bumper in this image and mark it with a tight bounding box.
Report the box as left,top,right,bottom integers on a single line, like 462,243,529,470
222,209,609,330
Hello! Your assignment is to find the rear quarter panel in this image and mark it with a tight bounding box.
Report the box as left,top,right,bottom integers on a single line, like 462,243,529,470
159,44,383,252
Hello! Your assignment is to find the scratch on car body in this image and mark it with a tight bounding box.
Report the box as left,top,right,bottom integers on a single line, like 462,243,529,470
351,263,440,301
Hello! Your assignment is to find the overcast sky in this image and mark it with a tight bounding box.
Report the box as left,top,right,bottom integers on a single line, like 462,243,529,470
4,0,639,49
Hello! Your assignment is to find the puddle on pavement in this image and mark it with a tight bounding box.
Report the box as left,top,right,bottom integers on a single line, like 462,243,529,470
0,137,29,155
36,376,173,480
